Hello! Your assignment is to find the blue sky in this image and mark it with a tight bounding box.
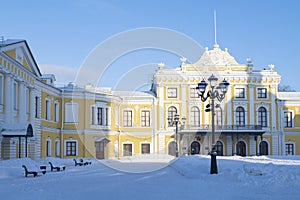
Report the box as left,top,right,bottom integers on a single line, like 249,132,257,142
1,0,300,90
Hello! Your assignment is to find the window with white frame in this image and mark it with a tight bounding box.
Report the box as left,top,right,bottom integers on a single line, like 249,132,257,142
0,74,3,105
167,87,177,98
141,110,150,127
235,88,245,99
215,109,222,126
46,137,51,157
190,106,200,127
55,139,60,157
141,143,150,154
235,107,245,126
97,107,103,125
258,107,267,127
285,143,294,155
91,105,110,126
13,81,18,110
54,101,59,122
65,102,78,123
167,106,177,127
190,88,198,98
123,110,133,127
65,140,77,156
283,111,293,128
45,98,51,120
123,143,132,156
35,96,39,118
257,88,267,99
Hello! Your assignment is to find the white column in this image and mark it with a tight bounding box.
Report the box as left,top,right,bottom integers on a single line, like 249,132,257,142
5,74,13,124
158,84,164,130
270,85,277,130
226,86,232,125
19,82,26,123
249,84,254,124
158,134,165,154
272,135,279,155
30,88,35,124
181,84,187,117
249,135,256,156
226,135,232,156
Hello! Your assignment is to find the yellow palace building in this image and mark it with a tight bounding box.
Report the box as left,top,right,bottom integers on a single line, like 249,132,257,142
1,39,300,159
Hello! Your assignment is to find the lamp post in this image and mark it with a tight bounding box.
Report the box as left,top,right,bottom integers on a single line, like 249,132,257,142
196,74,229,174
168,114,186,157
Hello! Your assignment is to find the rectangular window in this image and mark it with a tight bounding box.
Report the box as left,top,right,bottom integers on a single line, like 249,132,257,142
284,111,292,128
141,110,150,127
35,97,39,118
123,144,132,156
65,102,78,123
235,88,245,98
167,88,177,98
66,141,77,156
285,143,294,155
106,107,109,126
190,88,198,98
141,143,150,154
55,140,60,157
45,99,50,120
46,140,51,157
91,106,95,125
97,107,103,125
257,88,267,98
54,102,59,122
123,110,132,127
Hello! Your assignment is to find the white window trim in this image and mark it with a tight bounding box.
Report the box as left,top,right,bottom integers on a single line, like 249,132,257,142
167,86,179,99
235,139,248,156
64,139,78,156
234,86,246,99
258,139,270,155
122,142,134,156
256,106,269,128
140,109,151,127
46,137,52,157
54,101,59,122
189,86,198,98
283,110,294,128
256,87,268,100
166,104,180,128
55,139,60,157
90,104,111,128
65,101,78,123
140,142,151,154
234,105,247,126
122,109,134,127
45,97,51,121
285,141,296,155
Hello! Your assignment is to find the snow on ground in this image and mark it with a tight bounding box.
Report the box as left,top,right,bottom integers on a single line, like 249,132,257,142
1,155,300,200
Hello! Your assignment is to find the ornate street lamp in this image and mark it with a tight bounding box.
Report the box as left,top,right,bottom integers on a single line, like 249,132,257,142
168,114,186,157
196,74,229,174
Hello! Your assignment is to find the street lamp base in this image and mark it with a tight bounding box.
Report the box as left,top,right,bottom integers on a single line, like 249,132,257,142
210,151,218,174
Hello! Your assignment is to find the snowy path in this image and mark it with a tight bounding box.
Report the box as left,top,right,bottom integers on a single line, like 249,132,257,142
1,156,300,200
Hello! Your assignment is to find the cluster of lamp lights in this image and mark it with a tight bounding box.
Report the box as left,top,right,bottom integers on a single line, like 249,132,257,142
196,74,230,174
167,74,229,174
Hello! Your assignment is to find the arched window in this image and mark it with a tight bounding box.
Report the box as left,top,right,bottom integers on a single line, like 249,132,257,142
168,106,177,127
258,107,267,127
236,141,246,156
190,106,200,127
259,141,268,155
236,107,245,126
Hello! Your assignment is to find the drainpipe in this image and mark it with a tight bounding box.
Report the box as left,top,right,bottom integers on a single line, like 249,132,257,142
60,89,64,158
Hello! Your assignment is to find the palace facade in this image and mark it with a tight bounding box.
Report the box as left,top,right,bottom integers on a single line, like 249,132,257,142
1,39,300,159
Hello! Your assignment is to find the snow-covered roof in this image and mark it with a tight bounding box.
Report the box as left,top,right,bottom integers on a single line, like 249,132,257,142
194,44,239,66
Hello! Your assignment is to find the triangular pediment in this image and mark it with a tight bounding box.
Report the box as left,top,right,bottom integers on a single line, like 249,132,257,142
1,40,42,78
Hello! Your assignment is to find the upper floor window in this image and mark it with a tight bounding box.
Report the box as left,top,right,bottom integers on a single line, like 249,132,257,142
285,143,294,155
235,88,245,99
258,107,267,127
45,98,51,120
167,88,177,98
284,111,293,128
190,106,200,127
235,107,245,126
35,96,39,118
215,109,223,126
65,140,77,156
97,107,103,125
167,106,177,127
54,101,59,122
91,105,110,126
123,110,133,127
257,88,267,99
141,110,150,127
190,88,198,98
65,102,78,123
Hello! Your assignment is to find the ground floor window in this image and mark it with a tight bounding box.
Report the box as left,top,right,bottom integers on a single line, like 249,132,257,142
55,140,60,157
46,138,51,157
236,141,246,156
141,143,150,154
66,141,77,156
215,141,223,156
123,144,132,156
259,141,268,155
285,143,294,155
190,141,201,155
